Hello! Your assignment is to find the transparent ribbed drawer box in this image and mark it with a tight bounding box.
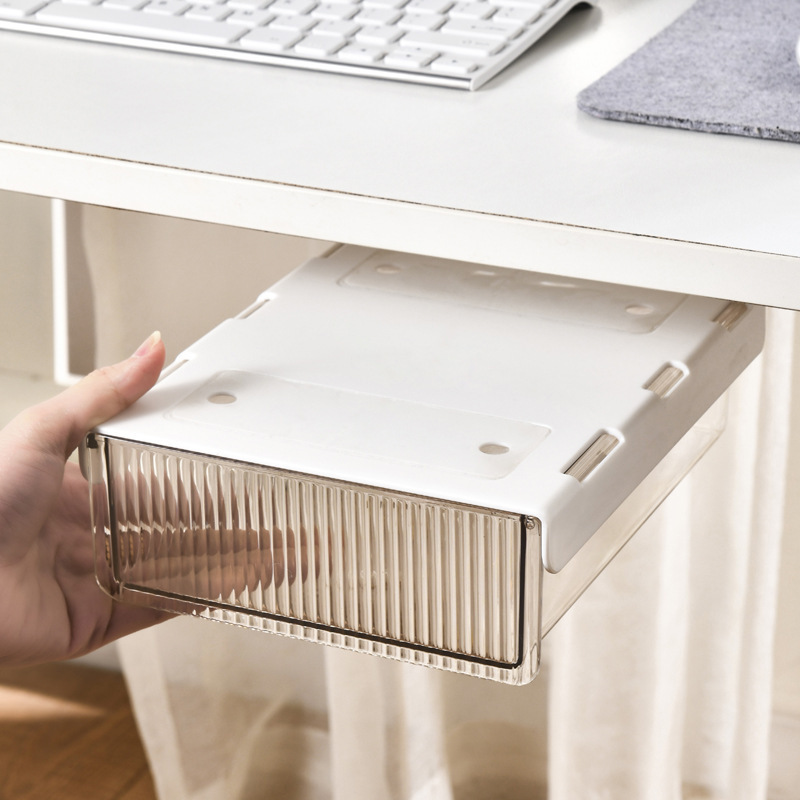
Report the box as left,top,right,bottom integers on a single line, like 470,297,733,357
82,246,763,684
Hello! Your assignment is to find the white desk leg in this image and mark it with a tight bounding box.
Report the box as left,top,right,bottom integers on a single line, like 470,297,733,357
51,198,94,386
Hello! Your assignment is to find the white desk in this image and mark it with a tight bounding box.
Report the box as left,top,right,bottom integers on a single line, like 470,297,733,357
1,0,799,307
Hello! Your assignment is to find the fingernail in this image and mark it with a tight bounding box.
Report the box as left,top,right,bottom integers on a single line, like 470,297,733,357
133,331,162,357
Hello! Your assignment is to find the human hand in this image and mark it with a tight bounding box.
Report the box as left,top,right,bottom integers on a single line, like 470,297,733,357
0,332,166,666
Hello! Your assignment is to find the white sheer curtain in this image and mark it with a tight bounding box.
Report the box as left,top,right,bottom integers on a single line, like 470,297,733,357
548,306,793,800
81,206,793,800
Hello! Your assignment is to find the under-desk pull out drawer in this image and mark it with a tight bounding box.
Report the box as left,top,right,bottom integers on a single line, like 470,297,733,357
80,246,764,685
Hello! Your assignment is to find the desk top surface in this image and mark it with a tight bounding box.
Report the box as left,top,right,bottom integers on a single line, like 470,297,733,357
2,0,800,306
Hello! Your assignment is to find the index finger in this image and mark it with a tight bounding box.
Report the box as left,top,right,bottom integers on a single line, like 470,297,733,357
15,332,166,460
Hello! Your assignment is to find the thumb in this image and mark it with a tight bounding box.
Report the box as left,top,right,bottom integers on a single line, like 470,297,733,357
21,332,166,459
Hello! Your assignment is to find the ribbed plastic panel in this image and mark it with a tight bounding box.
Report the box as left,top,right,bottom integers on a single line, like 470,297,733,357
90,436,540,681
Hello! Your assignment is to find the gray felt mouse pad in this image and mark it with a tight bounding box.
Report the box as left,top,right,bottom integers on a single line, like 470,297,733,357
578,0,800,143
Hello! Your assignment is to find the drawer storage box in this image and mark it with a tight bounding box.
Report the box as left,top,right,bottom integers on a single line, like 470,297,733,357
81,246,763,684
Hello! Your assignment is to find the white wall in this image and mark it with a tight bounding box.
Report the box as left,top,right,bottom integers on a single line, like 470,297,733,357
0,190,53,378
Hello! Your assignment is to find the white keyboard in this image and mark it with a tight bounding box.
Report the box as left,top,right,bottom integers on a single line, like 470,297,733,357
0,0,592,89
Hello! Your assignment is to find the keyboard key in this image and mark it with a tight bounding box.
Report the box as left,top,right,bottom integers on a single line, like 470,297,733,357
336,42,384,62
293,31,344,53
383,45,436,67
429,53,477,73
0,0,46,14
397,11,443,29
36,1,248,42
238,23,301,47
144,0,191,15
491,0,544,7
311,1,356,18
354,22,400,43
226,0,270,8
441,18,521,39
353,6,399,24
361,0,407,8
103,0,150,10
400,29,502,55
227,7,273,23
492,5,541,22
269,0,315,14
448,1,493,18
268,12,314,28
404,0,450,13
312,17,356,35
184,2,232,19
